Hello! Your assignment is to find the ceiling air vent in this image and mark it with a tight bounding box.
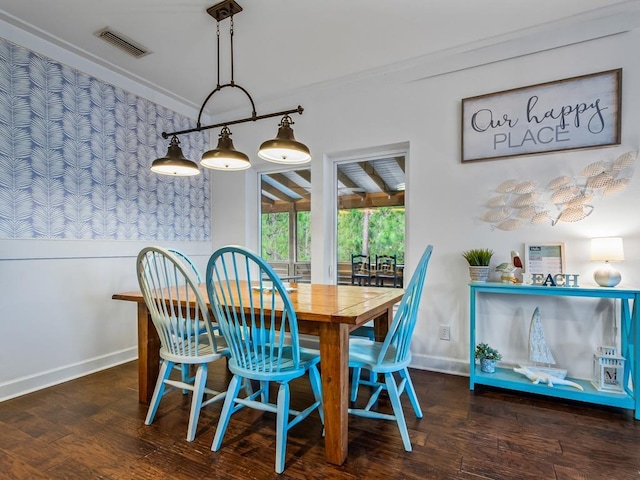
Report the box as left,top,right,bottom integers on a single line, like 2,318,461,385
95,28,151,58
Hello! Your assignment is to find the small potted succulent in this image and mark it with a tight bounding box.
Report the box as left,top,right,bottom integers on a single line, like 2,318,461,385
462,248,494,282
474,342,502,373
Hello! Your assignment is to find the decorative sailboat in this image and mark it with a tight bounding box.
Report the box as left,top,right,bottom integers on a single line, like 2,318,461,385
523,307,567,379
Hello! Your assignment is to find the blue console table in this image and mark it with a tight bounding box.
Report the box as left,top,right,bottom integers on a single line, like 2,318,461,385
469,282,640,419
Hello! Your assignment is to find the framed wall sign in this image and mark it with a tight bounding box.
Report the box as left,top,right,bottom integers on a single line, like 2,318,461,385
461,69,621,162
524,243,565,274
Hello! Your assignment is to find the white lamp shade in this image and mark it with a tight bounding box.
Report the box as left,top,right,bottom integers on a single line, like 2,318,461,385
257,143,311,164
590,237,624,262
200,154,251,171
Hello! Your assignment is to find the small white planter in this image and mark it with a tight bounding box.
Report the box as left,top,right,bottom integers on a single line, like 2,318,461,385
469,266,490,282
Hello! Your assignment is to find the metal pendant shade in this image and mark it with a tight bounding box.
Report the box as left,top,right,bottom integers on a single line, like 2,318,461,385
200,127,251,171
150,1,310,176
258,115,311,164
151,136,200,176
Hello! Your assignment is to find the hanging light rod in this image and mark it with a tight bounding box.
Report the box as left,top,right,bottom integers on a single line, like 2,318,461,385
152,0,310,175
160,105,304,139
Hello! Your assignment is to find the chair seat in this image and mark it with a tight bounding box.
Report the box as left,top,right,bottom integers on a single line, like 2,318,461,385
160,340,229,365
348,338,410,373
228,346,320,381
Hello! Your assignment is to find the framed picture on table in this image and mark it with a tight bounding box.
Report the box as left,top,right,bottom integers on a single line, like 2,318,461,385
524,243,565,274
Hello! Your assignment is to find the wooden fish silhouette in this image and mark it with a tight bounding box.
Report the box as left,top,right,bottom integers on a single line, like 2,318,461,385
531,211,550,224
513,181,538,194
566,193,593,208
586,172,614,189
487,195,508,208
546,176,572,190
604,178,629,196
495,179,518,193
551,186,580,204
612,151,637,171
552,205,594,225
481,208,511,223
581,161,607,177
510,193,539,208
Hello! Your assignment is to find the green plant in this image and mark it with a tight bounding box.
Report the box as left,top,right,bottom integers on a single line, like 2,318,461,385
474,343,502,361
462,248,494,266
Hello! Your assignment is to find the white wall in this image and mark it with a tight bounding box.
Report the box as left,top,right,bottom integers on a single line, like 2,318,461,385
0,19,213,401
211,10,640,379
0,240,214,400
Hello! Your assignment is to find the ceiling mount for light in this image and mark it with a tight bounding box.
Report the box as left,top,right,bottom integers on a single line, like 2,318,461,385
151,0,311,176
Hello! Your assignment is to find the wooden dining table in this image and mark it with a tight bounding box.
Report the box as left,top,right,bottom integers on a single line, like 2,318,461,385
112,282,404,465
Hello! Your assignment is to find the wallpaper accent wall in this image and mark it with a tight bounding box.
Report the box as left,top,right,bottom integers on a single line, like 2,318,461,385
0,37,210,241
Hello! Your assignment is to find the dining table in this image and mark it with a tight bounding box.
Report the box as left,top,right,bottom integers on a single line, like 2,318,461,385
112,282,404,465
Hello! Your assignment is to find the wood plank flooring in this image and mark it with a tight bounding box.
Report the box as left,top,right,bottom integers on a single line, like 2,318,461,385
1,361,639,479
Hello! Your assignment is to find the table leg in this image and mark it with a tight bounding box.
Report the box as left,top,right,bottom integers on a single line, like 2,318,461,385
137,303,160,405
318,322,349,465
373,305,393,342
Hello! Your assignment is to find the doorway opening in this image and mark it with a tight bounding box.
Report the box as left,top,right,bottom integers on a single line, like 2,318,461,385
335,156,405,286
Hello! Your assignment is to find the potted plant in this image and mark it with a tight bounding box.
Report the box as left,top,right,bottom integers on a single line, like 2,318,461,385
462,248,494,282
474,342,502,373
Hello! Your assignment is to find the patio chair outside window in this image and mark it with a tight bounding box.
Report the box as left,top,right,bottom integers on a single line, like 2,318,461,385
375,254,401,288
351,254,373,286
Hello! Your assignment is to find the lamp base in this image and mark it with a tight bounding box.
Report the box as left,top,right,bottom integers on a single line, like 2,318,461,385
594,264,621,287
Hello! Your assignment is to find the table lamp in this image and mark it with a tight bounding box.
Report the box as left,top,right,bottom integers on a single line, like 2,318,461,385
590,237,624,287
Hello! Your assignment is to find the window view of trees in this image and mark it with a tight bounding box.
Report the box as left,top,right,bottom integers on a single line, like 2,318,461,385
261,212,289,261
297,211,311,261
261,211,311,262
338,207,405,263
263,207,403,264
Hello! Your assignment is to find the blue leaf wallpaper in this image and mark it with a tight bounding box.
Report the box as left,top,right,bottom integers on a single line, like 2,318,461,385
0,37,210,241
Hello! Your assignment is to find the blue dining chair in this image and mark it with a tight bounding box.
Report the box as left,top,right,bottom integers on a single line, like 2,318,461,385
349,244,433,451
206,245,323,474
137,246,229,442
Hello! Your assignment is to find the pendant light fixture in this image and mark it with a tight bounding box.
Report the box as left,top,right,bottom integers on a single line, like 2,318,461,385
151,136,200,176
258,115,311,164
151,0,311,176
201,127,251,170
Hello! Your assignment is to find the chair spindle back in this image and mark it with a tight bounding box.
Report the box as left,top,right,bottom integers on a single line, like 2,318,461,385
376,245,433,365
206,246,301,375
137,247,220,359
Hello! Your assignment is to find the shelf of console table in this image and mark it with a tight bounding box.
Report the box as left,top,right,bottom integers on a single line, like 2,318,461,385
469,282,640,419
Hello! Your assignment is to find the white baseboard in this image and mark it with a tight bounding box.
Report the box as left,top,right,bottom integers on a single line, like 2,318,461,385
300,334,470,377
0,347,137,402
410,353,470,377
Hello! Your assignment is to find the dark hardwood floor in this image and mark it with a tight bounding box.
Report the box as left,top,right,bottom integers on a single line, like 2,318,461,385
1,361,639,479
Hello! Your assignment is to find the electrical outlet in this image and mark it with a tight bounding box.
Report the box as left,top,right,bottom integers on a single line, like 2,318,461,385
439,325,451,341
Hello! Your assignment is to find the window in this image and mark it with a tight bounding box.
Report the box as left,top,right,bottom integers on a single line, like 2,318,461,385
297,211,311,261
261,212,289,261
259,169,311,281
